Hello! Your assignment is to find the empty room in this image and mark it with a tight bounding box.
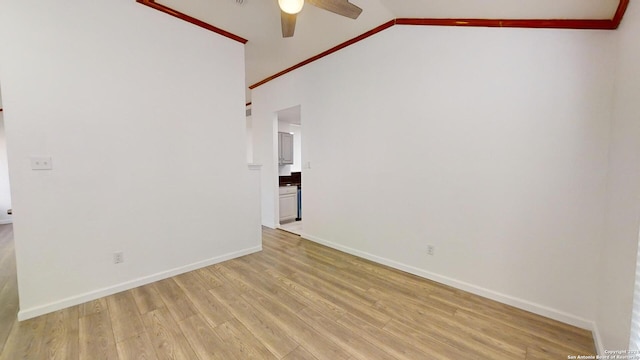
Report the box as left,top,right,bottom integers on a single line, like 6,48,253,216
1,0,639,358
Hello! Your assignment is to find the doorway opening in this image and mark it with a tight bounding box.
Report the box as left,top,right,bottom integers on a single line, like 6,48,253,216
0,88,13,226
276,105,303,235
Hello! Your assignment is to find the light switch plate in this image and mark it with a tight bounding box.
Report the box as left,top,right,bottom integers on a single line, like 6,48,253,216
30,156,53,170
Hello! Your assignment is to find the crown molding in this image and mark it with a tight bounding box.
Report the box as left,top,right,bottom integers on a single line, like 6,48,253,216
613,0,630,28
133,0,630,90
136,0,248,44
395,18,616,30
250,0,629,89
249,20,394,90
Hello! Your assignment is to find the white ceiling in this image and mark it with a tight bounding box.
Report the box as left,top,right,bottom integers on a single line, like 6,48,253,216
156,0,620,102
278,105,302,125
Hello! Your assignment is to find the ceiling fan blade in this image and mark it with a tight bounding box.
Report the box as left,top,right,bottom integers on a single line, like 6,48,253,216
281,11,297,38
307,0,363,19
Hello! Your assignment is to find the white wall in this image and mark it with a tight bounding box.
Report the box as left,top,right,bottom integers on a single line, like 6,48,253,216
596,0,640,351
246,115,254,163
0,0,261,319
253,109,278,228
0,87,12,225
252,25,616,328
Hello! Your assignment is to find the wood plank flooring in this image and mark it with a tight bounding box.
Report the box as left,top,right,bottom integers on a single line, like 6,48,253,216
0,224,596,359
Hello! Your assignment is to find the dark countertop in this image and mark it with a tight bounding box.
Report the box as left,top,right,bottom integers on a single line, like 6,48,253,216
280,182,301,188
280,172,301,188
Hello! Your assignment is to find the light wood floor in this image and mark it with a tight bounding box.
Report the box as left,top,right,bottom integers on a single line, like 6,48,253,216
280,220,303,235
0,224,596,359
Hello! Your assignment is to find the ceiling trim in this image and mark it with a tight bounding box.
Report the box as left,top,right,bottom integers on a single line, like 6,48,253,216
613,0,630,27
249,20,395,90
136,0,248,44
250,0,629,89
395,18,616,30
250,16,626,89
134,0,629,90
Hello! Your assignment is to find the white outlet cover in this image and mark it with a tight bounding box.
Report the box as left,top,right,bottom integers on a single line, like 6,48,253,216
113,252,124,264
30,156,53,170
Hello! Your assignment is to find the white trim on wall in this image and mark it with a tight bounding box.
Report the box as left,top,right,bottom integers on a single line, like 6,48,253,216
252,24,615,337
17,245,262,321
300,231,596,331
593,323,605,355
2,0,260,317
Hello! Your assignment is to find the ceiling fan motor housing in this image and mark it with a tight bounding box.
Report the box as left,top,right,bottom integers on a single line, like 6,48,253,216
279,0,305,14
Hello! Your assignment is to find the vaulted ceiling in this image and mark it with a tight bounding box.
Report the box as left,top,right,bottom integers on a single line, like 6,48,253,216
142,0,625,102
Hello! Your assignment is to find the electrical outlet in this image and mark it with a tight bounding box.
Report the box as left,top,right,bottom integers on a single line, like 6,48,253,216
113,251,124,264
427,245,435,256
30,156,53,170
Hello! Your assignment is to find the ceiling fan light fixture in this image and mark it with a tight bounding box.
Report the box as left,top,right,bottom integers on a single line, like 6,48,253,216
278,0,304,14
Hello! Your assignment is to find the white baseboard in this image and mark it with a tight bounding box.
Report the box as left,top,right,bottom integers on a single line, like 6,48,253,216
592,322,604,355
299,231,594,331
0,219,13,225
17,245,262,321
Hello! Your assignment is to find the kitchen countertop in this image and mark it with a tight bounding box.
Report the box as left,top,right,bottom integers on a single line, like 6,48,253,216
279,172,301,188
280,182,301,188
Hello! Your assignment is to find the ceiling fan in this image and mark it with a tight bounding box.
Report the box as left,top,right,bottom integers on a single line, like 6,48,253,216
278,0,363,38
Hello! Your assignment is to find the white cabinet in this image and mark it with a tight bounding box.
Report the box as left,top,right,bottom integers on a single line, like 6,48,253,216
278,132,294,165
279,186,297,223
